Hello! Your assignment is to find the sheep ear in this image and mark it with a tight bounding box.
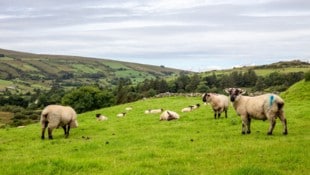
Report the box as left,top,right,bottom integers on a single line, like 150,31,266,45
224,88,231,94
240,89,246,94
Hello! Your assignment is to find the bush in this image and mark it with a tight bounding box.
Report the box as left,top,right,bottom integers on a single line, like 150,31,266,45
305,71,310,81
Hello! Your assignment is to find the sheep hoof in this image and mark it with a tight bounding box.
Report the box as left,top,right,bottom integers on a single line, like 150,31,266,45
241,131,246,135
48,136,53,139
283,131,288,135
267,132,273,135
247,131,251,134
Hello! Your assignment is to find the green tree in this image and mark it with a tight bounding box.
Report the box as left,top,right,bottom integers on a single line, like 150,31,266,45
62,86,115,113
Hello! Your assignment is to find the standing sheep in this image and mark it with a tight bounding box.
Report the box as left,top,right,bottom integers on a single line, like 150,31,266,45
160,110,180,121
40,105,78,139
225,88,288,135
202,93,229,119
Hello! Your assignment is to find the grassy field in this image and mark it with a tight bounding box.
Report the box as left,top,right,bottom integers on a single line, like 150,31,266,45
0,81,309,175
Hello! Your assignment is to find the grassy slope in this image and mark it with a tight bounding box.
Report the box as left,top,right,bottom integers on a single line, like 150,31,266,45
0,81,309,175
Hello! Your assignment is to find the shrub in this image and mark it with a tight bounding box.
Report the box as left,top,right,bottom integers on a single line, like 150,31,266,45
305,71,310,81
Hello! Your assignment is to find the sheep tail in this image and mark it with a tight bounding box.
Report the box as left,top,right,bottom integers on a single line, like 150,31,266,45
277,101,284,110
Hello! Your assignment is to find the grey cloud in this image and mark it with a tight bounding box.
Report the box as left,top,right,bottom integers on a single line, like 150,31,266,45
0,0,309,71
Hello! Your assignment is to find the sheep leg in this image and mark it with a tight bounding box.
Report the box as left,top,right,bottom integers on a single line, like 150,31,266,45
218,112,221,119
247,118,251,134
224,109,227,118
41,121,48,139
241,115,248,134
241,122,246,134
62,126,67,135
278,111,288,135
48,128,53,139
213,110,217,119
66,125,70,138
62,125,70,138
267,118,276,135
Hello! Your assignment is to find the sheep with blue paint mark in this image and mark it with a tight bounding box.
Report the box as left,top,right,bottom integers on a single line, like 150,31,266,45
225,88,288,135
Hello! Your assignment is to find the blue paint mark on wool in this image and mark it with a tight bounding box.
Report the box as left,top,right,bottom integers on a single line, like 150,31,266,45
269,95,275,107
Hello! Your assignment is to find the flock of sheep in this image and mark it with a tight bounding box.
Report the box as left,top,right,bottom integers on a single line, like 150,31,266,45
40,88,288,139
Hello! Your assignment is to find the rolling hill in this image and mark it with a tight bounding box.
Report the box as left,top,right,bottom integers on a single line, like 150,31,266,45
0,48,188,93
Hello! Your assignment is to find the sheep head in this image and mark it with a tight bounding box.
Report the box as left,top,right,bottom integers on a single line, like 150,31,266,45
225,88,246,102
202,93,211,102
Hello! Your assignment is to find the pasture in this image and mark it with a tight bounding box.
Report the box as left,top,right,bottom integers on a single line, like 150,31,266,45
0,81,309,175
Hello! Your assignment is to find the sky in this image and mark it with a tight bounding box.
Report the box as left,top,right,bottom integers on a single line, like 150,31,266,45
0,0,309,72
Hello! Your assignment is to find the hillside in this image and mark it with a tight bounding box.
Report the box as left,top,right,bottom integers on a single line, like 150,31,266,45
0,81,309,174
201,60,310,77
0,48,187,93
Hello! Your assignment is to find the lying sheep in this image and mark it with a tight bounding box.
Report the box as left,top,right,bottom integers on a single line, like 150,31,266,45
191,104,200,110
117,112,126,117
40,105,78,139
225,88,288,135
202,93,229,119
145,108,164,114
125,107,133,111
181,106,193,112
96,113,108,121
160,110,180,121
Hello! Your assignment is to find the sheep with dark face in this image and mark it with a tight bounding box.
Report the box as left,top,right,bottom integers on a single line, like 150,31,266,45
145,108,164,114
202,93,229,119
96,113,108,121
181,106,194,112
40,105,78,139
117,112,126,117
225,88,288,135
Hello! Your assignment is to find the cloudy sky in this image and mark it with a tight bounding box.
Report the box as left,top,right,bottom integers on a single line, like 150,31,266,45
0,0,309,71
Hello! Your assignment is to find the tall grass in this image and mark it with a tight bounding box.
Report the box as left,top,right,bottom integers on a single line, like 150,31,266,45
0,81,309,175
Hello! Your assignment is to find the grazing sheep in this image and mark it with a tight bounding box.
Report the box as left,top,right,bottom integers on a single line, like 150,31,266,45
96,113,108,121
40,105,78,139
160,110,180,121
117,112,126,117
145,108,164,114
225,88,288,135
202,93,229,119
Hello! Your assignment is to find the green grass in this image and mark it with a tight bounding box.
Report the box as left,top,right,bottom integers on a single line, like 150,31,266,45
0,81,309,174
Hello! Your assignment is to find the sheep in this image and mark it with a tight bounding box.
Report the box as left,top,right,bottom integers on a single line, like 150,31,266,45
202,93,229,119
225,88,288,135
40,105,78,139
145,108,164,114
181,106,194,112
125,107,133,111
117,112,126,117
191,104,200,110
160,110,180,121
96,113,108,121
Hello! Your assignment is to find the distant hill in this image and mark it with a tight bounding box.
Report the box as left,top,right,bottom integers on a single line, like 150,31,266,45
0,48,189,93
201,60,309,77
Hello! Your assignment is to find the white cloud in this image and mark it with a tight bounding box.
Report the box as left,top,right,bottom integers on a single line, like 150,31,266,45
0,0,309,72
